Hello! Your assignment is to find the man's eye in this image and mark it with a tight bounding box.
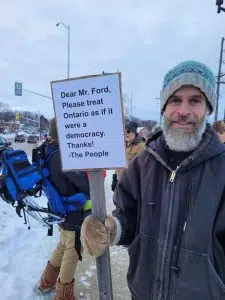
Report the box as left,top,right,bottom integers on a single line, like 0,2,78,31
169,98,180,104
191,98,201,104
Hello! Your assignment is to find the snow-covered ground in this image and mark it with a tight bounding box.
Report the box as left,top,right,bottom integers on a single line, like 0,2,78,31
0,170,130,300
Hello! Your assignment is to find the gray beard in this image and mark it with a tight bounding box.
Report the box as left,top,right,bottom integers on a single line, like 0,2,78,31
162,113,208,152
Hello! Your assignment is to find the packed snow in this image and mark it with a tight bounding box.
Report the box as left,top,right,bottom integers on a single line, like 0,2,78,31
0,170,129,300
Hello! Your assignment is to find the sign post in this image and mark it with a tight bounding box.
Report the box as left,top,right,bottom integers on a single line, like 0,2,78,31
89,170,113,300
51,73,126,300
14,82,22,96
14,82,52,100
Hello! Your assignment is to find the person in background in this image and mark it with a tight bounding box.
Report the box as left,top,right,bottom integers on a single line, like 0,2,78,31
145,124,163,147
35,118,91,300
111,121,145,192
213,120,225,143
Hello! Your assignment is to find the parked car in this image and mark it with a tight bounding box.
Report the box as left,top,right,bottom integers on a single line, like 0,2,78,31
15,134,25,143
0,136,13,155
27,135,38,144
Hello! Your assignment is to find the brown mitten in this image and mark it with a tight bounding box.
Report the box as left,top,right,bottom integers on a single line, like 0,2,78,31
81,215,117,257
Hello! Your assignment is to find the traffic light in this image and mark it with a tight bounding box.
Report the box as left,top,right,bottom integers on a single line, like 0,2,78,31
217,0,223,5
216,0,225,13
15,112,20,121
14,82,22,96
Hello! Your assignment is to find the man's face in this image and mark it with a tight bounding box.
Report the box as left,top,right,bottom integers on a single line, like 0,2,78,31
125,129,136,143
164,86,207,132
163,86,209,151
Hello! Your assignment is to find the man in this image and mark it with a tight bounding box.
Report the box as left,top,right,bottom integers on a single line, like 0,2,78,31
81,61,225,299
111,121,145,191
213,120,225,143
35,118,91,300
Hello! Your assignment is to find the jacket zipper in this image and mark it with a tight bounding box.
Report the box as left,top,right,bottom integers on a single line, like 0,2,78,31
158,166,179,300
169,166,179,182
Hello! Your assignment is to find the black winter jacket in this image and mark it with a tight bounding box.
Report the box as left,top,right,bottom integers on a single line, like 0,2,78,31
46,143,90,231
113,126,225,300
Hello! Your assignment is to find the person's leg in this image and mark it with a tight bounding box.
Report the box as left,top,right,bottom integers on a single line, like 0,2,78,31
50,228,66,267
58,230,79,283
38,228,66,293
56,230,80,300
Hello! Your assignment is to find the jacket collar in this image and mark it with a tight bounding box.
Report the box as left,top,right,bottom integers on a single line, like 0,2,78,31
147,124,225,170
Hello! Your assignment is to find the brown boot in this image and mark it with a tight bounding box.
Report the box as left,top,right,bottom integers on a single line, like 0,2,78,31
39,261,60,293
55,279,76,300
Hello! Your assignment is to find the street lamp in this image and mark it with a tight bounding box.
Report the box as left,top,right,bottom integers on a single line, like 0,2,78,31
56,21,71,78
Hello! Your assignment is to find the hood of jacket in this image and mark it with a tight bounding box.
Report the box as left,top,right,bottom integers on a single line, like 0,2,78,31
147,124,225,171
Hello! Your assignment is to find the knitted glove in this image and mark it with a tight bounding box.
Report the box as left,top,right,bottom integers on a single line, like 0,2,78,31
111,174,118,192
81,215,117,257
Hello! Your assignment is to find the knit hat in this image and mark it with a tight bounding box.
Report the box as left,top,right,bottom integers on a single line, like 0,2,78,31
160,60,216,114
49,117,58,140
125,121,138,134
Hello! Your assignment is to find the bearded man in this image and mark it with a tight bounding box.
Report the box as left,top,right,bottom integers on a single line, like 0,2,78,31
81,61,225,300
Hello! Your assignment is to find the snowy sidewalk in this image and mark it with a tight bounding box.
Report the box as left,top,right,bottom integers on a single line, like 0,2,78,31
75,170,130,299
0,171,130,300
76,246,129,300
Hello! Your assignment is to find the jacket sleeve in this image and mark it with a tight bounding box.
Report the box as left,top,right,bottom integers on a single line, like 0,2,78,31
212,189,225,282
112,155,142,247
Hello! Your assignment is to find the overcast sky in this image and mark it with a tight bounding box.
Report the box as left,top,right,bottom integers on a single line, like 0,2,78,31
1,0,225,122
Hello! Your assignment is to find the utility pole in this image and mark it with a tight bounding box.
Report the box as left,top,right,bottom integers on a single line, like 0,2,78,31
39,111,41,142
155,97,161,124
215,37,225,121
130,93,133,121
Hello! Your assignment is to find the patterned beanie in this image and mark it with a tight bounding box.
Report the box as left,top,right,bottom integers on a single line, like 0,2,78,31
125,121,138,134
160,60,216,114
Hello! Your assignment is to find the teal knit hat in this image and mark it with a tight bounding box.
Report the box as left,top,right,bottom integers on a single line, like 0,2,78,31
160,60,216,114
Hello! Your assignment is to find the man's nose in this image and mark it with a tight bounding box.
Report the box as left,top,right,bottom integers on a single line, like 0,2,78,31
176,102,191,116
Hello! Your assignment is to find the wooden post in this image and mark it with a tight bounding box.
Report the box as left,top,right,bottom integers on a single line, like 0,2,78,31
89,170,113,300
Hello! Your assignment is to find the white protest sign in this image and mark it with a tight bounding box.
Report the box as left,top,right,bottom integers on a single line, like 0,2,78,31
51,73,127,170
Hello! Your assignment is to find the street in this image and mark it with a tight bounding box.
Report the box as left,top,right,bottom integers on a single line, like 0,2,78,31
8,137,37,158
